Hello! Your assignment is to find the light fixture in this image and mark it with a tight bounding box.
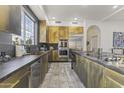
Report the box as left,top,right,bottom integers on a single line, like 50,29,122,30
52,17,55,20
74,18,78,21
113,5,118,9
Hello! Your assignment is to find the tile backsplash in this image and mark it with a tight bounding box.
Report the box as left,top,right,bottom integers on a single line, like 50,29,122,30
0,44,15,57
0,32,12,44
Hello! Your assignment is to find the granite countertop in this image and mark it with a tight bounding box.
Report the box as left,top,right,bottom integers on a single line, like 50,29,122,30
0,55,41,81
71,49,124,75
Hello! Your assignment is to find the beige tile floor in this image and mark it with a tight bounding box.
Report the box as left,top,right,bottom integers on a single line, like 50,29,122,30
39,62,85,88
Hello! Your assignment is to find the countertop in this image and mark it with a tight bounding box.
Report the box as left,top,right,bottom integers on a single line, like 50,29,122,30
0,55,41,82
71,49,124,75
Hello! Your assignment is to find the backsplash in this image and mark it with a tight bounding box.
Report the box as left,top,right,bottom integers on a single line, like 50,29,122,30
0,44,15,57
0,32,12,44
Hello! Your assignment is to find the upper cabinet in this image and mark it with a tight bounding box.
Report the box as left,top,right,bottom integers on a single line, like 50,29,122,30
0,5,21,36
47,26,59,43
47,26,83,43
69,26,83,35
39,20,47,43
9,6,21,36
0,5,10,31
59,26,69,39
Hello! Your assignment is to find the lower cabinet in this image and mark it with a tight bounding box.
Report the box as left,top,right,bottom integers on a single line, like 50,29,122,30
80,58,89,87
0,67,30,88
52,50,59,61
30,60,41,88
40,54,49,83
0,54,49,88
74,54,124,88
104,68,124,88
88,60,104,88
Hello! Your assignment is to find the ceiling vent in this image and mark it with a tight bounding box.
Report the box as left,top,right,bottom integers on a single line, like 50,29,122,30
72,21,78,24
55,21,62,24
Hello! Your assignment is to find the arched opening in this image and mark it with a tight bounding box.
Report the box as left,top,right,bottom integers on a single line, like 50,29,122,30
87,25,101,57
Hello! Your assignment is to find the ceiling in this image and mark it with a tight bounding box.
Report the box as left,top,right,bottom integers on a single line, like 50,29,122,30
30,5,124,22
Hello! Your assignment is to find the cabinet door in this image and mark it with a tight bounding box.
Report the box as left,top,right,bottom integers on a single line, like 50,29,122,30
14,72,29,88
39,20,47,43
93,63,104,88
0,5,21,35
80,57,89,87
69,26,83,35
48,26,59,43
104,76,122,88
0,67,30,88
52,50,58,61
0,5,10,31
30,61,41,88
104,68,124,88
88,61,104,88
9,5,21,35
59,26,69,39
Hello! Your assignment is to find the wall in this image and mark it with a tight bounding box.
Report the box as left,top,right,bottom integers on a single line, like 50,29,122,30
0,31,12,44
87,25,101,52
85,20,124,52
0,32,15,57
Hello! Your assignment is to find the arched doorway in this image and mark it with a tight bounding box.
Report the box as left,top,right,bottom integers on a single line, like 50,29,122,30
87,25,101,56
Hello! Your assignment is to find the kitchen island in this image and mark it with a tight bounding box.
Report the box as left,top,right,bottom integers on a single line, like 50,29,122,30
70,50,124,88
0,50,52,88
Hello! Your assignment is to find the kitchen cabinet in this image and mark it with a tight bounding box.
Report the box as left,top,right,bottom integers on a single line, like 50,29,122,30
0,67,30,88
59,26,69,39
30,60,41,88
0,5,21,35
104,68,124,88
80,57,89,87
73,53,124,88
51,50,59,61
69,26,83,36
39,20,47,43
47,26,59,43
75,55,104,88
47,26,83,43
87,60,104,88
40,53,49,83
0,5,10,31
9,5,21,35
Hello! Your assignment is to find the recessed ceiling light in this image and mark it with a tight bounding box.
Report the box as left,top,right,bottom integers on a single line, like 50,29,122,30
52,17,55,19
113,5,118,9
74,18,78,20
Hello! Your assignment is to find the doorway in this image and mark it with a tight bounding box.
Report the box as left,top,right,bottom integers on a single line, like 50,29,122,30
87,25,101,56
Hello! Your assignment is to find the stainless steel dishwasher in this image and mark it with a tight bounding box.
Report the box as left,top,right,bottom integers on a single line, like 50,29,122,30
30,60,41,88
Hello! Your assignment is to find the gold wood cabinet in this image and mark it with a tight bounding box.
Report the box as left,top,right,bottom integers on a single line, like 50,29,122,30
69,26,83,35
87,60,104,88
0,5,10,31
104,68,124,88
80,57,89,87
39,20,47,43
73,54,124,88
47,26,59,43
59,26,69,39
52,50,59,61
0,67,30,88
47,26,83,43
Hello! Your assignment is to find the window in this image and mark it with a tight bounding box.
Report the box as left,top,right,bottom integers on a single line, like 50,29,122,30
21,10,36,45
